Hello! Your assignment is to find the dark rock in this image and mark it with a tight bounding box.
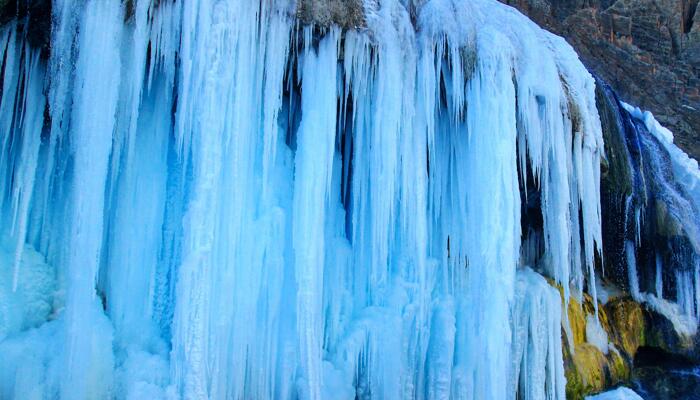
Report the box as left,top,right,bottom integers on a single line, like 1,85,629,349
598,80,636,289
0,0,52,58
632,346,700,400
634,345,696,368
632,364,700,400
642,305,700,362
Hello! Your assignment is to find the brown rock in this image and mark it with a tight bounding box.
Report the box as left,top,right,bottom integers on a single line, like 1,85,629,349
559,288,634,399
605,296,646,357
296,0,365,29
572,343,609,393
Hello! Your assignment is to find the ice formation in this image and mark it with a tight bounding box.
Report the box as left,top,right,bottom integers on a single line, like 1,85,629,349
585,387,644,400
585,315,610,355
9,0,696,399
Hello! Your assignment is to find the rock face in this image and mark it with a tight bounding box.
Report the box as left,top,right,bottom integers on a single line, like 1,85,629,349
499,0,700,160
297,0,365,28
562,293,633,400
561,290,699,399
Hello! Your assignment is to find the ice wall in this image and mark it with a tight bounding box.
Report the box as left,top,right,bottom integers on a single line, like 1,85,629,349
0,0,606,399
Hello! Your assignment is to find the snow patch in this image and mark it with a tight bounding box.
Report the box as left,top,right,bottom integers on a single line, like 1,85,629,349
586,387,645,400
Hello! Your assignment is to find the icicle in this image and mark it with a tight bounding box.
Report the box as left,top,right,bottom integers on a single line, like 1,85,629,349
425,299,456,400
106,0,152,208
10,50,45,292
39,0,81,256
169,0,232,395
0,29,48,294
0,25,20,202
60,1,123,398
655,254,664,298
511,268,566,400
293,27,340,400
626,241,641,301
105,73,171,396
677,270,697,320
260,2,292,202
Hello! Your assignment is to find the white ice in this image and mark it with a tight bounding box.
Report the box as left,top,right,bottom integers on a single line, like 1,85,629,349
585,387,645,400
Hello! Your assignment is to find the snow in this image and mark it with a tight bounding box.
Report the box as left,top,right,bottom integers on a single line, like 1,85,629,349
586,387,645,400
586,315,610,355
0,240,55,341
640,294,698,337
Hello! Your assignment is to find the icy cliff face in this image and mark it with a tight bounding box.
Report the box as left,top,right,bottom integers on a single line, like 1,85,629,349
0,0,673,399
597,80,700,340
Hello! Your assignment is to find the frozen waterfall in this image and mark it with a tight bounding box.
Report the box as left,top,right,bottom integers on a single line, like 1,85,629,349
0,0,610,398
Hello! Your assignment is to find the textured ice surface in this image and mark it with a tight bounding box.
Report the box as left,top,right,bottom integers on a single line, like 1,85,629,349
511,268,566,400
0,240,55,341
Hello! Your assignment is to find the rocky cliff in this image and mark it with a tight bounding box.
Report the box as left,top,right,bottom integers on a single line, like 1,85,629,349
499,0,700,160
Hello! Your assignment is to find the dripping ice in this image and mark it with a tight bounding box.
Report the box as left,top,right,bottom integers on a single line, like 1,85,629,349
0,0,694,399
594,78,700,340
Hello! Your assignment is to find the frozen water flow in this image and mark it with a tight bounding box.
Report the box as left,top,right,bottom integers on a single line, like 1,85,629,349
0,0,617,399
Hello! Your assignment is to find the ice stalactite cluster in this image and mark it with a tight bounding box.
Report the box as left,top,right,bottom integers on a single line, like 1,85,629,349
0,0,607,399
511,268,566,400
